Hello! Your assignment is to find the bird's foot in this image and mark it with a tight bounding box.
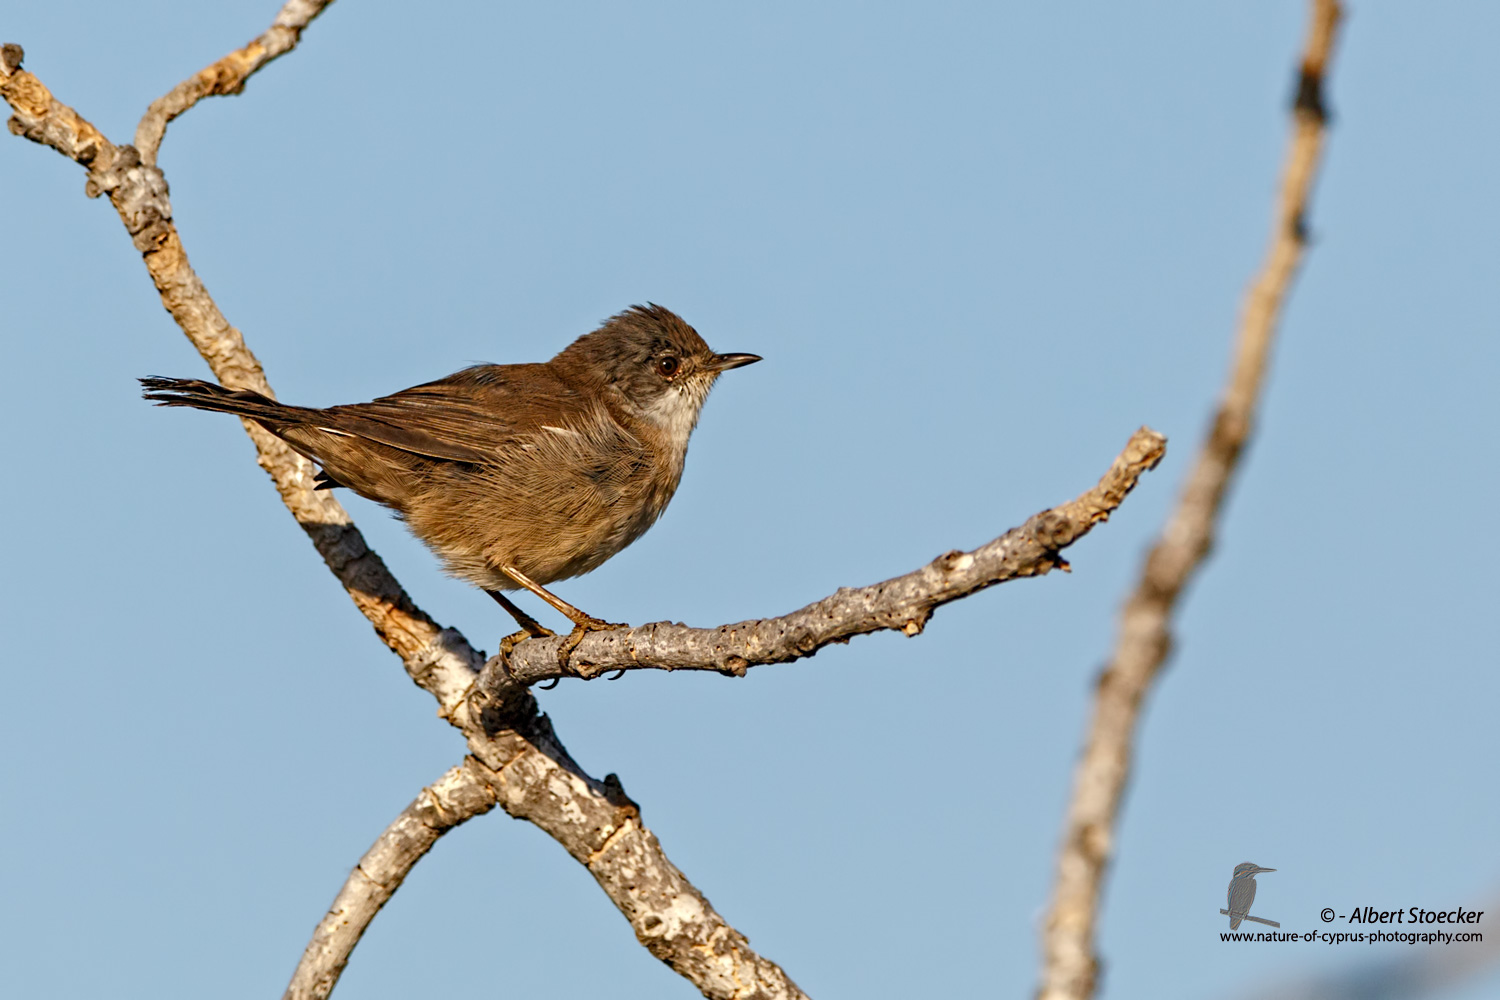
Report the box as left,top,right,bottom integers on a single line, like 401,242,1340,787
556,615,628,671
499,624,555,662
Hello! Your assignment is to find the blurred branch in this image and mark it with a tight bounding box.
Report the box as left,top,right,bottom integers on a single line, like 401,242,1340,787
1036,3,1345,999
484,427,1166,688
135,0,334,165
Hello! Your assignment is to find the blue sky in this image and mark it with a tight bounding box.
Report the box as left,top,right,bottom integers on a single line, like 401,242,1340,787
2,2,1496,998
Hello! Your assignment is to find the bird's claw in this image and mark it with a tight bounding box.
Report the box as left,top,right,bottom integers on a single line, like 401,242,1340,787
498,624,555,662
556,616,628,671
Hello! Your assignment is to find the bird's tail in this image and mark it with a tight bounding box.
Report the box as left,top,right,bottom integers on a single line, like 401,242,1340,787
140,377,312,426
1229,915,1243,930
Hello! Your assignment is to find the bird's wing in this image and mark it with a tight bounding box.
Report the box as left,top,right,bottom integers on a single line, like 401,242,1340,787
1228,880,1254,913
315,364,585,464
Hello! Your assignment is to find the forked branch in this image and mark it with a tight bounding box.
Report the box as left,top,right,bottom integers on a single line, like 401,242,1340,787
135,0,335,165
4,14,1166,1000
4,34,804,1000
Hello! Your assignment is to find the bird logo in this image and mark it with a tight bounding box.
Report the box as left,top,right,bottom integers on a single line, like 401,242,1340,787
1221,863,1279,929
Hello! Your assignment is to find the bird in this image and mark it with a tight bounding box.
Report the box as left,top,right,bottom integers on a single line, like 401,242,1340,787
1225,863,1275,929
141,304,760,656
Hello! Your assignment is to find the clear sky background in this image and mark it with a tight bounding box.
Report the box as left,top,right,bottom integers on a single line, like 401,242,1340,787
2,2,1496,998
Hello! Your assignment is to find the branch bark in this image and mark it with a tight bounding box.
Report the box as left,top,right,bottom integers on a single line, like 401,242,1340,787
1036,4,1344,999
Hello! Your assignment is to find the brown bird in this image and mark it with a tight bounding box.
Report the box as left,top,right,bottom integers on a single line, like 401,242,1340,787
142,304,760,654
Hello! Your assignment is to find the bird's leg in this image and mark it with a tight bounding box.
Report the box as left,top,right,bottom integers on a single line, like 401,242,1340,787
486,590,556,661
499,564,627,669
486,589,554,637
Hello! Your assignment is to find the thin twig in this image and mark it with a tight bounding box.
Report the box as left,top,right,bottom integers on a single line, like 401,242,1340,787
485,427,1167,688
135,0,335,165
285,759,498,1000
1035,4,1344,999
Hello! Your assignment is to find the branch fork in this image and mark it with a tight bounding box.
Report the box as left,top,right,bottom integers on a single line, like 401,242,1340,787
4,9,1169,999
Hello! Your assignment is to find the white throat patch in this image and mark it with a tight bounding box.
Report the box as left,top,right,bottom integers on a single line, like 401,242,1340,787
642,376,714,453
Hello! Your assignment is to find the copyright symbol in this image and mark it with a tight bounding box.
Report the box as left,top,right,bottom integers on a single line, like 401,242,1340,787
1321,908,1335,923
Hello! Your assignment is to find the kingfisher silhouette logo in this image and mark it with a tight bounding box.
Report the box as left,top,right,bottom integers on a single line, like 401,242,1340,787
1221,863,1279,928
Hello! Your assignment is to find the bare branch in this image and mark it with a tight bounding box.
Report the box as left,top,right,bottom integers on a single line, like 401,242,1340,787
135,0,334,165
4,39,808,999
1036,4,1345,999
2,44,115,169
285,759,499,1000
4,22,1163,1000
485,427,1167,688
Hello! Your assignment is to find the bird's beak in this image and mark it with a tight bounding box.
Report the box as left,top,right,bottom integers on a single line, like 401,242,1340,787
1254,867,1276,874
708,352,762,372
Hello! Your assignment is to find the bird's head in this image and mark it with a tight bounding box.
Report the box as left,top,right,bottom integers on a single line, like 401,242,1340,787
1233,863,1275,878
554,303,760,448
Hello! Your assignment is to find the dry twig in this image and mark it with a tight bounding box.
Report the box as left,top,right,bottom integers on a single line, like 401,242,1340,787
135,0,335,165
1036,3,1345,999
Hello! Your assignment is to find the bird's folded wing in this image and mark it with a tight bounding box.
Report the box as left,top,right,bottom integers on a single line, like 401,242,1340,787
316,364,584,464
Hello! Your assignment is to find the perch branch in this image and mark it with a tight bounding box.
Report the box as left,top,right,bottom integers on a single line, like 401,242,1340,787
135,0,335,165
483,427,1167,689
1035,3,1344,999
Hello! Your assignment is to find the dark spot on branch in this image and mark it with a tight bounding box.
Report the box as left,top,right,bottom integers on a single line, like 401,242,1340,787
601,773,639,814
1,44,23,73
1293,65,1328,123
1292,210,1310,244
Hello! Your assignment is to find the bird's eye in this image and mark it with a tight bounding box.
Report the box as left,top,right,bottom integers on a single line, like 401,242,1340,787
656,356,680,378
